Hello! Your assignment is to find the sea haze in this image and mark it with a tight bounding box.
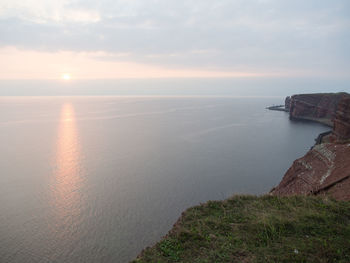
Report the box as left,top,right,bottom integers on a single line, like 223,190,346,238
1,77,349,97
0,96,329,262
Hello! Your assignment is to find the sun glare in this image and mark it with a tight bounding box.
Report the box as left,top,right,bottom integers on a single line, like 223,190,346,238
62,73,71,80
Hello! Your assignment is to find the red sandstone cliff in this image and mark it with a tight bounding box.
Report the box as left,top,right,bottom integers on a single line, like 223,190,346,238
272,93,350,201
288,93,347,126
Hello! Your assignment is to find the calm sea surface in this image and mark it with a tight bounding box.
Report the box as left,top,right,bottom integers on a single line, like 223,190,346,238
0,96,329,262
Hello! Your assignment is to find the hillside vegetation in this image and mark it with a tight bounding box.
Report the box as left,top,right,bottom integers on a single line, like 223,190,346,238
132,195,350,263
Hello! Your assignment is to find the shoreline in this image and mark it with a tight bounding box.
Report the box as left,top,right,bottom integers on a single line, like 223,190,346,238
289,116,333,127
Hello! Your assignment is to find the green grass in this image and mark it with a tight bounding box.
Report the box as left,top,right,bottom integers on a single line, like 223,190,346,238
131,195,350,263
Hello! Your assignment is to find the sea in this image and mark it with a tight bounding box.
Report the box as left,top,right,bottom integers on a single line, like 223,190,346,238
0,79,335,262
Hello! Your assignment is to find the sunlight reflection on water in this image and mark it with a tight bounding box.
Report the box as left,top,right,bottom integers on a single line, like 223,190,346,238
51,103,84,242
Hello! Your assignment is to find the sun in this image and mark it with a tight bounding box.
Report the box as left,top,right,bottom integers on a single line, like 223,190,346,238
62,73,71,80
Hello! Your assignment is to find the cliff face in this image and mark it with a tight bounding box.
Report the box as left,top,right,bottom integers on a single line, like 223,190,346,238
272,93,350,201
288,93,347,126
333,96,350,140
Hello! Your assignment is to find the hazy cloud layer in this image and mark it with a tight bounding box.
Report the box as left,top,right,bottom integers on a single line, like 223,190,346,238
0,0,349,76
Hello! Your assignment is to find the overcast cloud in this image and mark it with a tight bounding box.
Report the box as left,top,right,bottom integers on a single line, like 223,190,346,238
0,0,349,77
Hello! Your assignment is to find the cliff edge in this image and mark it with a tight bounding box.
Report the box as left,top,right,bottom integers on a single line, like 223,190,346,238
272,93,350,201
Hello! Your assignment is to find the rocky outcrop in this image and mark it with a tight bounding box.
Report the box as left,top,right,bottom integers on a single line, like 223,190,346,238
285,96,291,111
272,93,350,201
271,143,350,200
288,93,347,127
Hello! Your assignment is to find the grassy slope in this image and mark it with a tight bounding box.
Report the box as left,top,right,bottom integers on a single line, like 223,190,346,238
131,195,350,263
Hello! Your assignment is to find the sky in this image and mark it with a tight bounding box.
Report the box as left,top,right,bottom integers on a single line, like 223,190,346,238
0,0,349,80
